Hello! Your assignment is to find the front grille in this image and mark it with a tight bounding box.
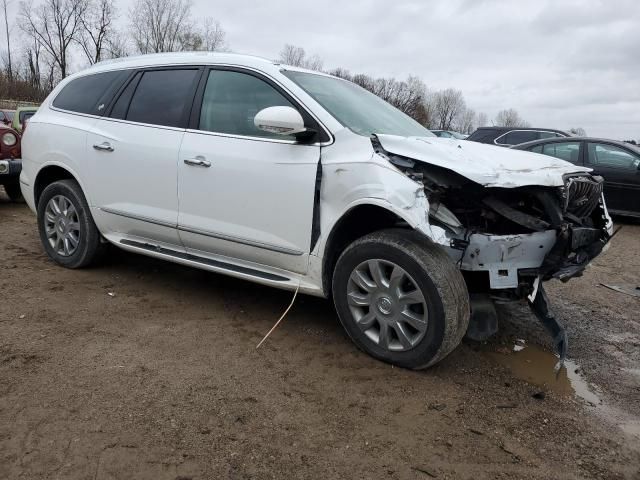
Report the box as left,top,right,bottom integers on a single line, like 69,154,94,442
564,175,603,218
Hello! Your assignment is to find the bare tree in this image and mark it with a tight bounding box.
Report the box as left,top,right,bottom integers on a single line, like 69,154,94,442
569,127,586,136
476,112,489,128
104,33,128,58
433,88,465,130
2,0,12,79
278,44,323,71
279,44,304,66
77,0,116,64
494,108,529,128
19,0,88,78
23,35,41,88
198,17,227,51
179,17,227,51
455,107,476,134
129,0,192,53
420,89,438,129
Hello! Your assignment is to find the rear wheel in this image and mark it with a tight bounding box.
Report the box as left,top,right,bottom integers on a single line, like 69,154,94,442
4,181,23,202
37,179,107,268
332,229,470,369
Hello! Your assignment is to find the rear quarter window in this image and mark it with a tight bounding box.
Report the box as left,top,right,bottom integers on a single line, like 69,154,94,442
52,70,129,115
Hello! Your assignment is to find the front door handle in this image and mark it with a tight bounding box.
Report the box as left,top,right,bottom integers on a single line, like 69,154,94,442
93,142,114,152
184,156,211,168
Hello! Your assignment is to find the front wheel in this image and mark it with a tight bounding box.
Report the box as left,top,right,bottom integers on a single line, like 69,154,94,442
332,229,470,369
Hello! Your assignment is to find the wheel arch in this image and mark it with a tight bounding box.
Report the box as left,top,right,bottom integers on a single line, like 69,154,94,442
321,201,423,296
34,163,84,208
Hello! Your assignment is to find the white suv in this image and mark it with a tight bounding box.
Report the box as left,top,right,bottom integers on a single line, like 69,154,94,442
20,53,612,369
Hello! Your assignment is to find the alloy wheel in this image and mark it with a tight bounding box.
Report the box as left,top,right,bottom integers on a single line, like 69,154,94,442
347,259,429,352
44,194,81,257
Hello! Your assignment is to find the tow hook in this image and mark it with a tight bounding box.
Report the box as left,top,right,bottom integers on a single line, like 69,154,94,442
528,285,568,374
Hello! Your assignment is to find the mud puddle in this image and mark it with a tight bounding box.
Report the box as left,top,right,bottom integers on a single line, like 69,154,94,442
488,343,598,401
488,343,640,440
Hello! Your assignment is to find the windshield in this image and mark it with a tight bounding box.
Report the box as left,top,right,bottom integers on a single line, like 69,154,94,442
283,70,434,138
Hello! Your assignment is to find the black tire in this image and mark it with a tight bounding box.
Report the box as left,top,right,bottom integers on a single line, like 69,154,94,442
4,181,23,202
332,229,470,369
37,179,107,268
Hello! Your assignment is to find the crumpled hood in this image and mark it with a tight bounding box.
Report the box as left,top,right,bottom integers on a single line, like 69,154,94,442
375,134,591,188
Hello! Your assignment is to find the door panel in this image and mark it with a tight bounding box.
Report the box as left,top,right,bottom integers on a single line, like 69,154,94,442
586,142,640,214
177,68,322,274
86,119,184,246
178,133,319,274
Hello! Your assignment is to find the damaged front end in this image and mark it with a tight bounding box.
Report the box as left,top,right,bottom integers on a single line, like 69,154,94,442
372,135,612,368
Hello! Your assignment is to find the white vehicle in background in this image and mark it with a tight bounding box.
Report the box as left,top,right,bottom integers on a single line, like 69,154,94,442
20,53,612,369
430,129,468,139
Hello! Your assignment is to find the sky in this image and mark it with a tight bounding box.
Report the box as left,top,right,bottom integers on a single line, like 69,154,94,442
3,0,640,139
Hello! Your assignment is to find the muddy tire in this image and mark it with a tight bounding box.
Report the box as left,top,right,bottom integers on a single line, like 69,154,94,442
332,229,470,369
4,181,23,202
37,179,107,269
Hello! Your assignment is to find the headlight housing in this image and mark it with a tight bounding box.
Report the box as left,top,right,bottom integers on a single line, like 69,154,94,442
2,132,17,146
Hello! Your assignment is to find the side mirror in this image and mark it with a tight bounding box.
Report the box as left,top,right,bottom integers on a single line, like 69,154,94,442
254,106,309,137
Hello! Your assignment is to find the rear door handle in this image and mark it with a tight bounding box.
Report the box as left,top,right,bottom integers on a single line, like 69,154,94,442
184,156,211,168
93,142,114,152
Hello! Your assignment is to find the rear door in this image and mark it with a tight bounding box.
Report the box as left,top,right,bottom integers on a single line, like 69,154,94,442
585,142,640,214
177,67,322,274
86,67,202,247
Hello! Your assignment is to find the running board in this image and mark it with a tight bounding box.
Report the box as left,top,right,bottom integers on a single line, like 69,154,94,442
120,239,290,282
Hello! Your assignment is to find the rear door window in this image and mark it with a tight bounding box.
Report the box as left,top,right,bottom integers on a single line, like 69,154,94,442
541,141,581,163
497,130,539,145
52,70,129,115
124,69,200,127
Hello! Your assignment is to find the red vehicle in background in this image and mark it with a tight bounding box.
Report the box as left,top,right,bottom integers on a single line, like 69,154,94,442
0,124,23,201
0,109,15,126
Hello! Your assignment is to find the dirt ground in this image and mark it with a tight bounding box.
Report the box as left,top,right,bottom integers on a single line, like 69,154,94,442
1,188,639,480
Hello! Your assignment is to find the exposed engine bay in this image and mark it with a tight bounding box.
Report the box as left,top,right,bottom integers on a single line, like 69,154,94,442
371,135,613,369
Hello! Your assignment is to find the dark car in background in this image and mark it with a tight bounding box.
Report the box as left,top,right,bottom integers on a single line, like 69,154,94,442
512,137,640,218
467,126,570,146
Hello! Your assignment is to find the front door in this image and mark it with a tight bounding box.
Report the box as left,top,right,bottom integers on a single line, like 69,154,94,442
177,68,321,274
585,142,640,215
